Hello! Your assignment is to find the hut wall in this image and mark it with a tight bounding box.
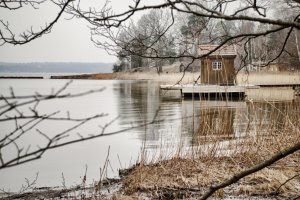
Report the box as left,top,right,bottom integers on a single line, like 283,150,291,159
200,57,235,85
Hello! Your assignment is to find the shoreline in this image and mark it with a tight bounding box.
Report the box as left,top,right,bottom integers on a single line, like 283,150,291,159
50,72,118,80
2,152,299,200
51,72,202,85
1,71,299,85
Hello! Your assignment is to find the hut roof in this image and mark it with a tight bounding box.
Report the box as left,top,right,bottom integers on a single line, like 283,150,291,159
199,45,236,57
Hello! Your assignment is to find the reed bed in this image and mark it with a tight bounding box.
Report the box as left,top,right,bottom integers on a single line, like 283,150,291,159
119,100,300,199
236,71,300,86
116,72,200,84
51,70,200,84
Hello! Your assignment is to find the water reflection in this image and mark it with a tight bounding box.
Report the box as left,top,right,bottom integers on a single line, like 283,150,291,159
115,81,183,147
114,81,248,149
114,81,299,150
181,100,248,146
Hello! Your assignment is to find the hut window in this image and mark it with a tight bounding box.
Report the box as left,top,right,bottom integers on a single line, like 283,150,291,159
212,61,222,70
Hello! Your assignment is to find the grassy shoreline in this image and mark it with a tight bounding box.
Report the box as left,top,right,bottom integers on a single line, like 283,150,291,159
51,71,300,86
51,72,200,84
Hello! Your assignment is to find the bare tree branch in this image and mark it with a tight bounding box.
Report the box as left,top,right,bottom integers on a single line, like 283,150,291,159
0,81,110,169
200,142,300,200
0,0,74,45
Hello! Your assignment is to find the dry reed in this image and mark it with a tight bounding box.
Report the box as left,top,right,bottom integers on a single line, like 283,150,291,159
236,71,300,86
116,72,200,84
120,100,300,199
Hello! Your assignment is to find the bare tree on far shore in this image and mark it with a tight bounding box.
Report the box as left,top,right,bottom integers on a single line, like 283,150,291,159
64,0,300,72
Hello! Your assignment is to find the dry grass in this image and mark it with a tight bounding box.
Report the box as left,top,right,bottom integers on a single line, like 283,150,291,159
121,154,299,198
51,73,117,79
51,68,200,84
116,72,199,84
236,168,300,196
119,100,300,199
52,67,300,87
52,71,200,84
236,71,300,86
246,87,296,102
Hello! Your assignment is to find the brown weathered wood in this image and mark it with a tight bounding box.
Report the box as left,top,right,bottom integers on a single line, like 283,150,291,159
182,85,245,94
200,56,236,85
160,84,182,90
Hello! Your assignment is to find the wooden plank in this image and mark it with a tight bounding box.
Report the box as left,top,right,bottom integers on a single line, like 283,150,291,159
160,84,182,90
160,84,259,91
182,85,245,94
242,85,260,89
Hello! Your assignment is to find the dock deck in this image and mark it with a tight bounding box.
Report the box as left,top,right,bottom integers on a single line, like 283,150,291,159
160,84,259,99
160,84,183,90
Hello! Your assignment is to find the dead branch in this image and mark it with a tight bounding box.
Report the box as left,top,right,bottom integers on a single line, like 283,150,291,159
199,142,300,200
0,81,109,169
0,80,170,170
273,173,300,195
0,0,74,45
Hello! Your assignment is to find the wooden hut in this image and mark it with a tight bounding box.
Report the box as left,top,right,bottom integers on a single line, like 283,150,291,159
199,45,236,85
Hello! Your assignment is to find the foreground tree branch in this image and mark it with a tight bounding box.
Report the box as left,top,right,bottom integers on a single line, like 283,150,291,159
0,0,46,10
0,0,74,45
0,81,109,169
0,81,169,170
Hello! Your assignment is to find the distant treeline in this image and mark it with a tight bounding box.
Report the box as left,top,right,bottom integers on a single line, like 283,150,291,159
0,62,113,73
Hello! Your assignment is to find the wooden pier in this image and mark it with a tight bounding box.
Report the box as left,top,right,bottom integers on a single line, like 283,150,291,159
160,84,258,99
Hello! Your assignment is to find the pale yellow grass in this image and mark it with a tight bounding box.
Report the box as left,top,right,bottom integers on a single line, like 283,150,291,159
116,72,200,84
117,71,300,86
236,71,300,86
236,169,300,196
246,87,296,101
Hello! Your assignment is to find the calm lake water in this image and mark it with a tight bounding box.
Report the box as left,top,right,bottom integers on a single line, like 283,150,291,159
0,79,299,191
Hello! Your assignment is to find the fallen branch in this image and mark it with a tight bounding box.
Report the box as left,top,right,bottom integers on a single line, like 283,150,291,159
274,173,300,195
200,142,300,200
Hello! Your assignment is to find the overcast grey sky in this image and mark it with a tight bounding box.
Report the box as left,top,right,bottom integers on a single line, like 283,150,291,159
0,0,156,63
